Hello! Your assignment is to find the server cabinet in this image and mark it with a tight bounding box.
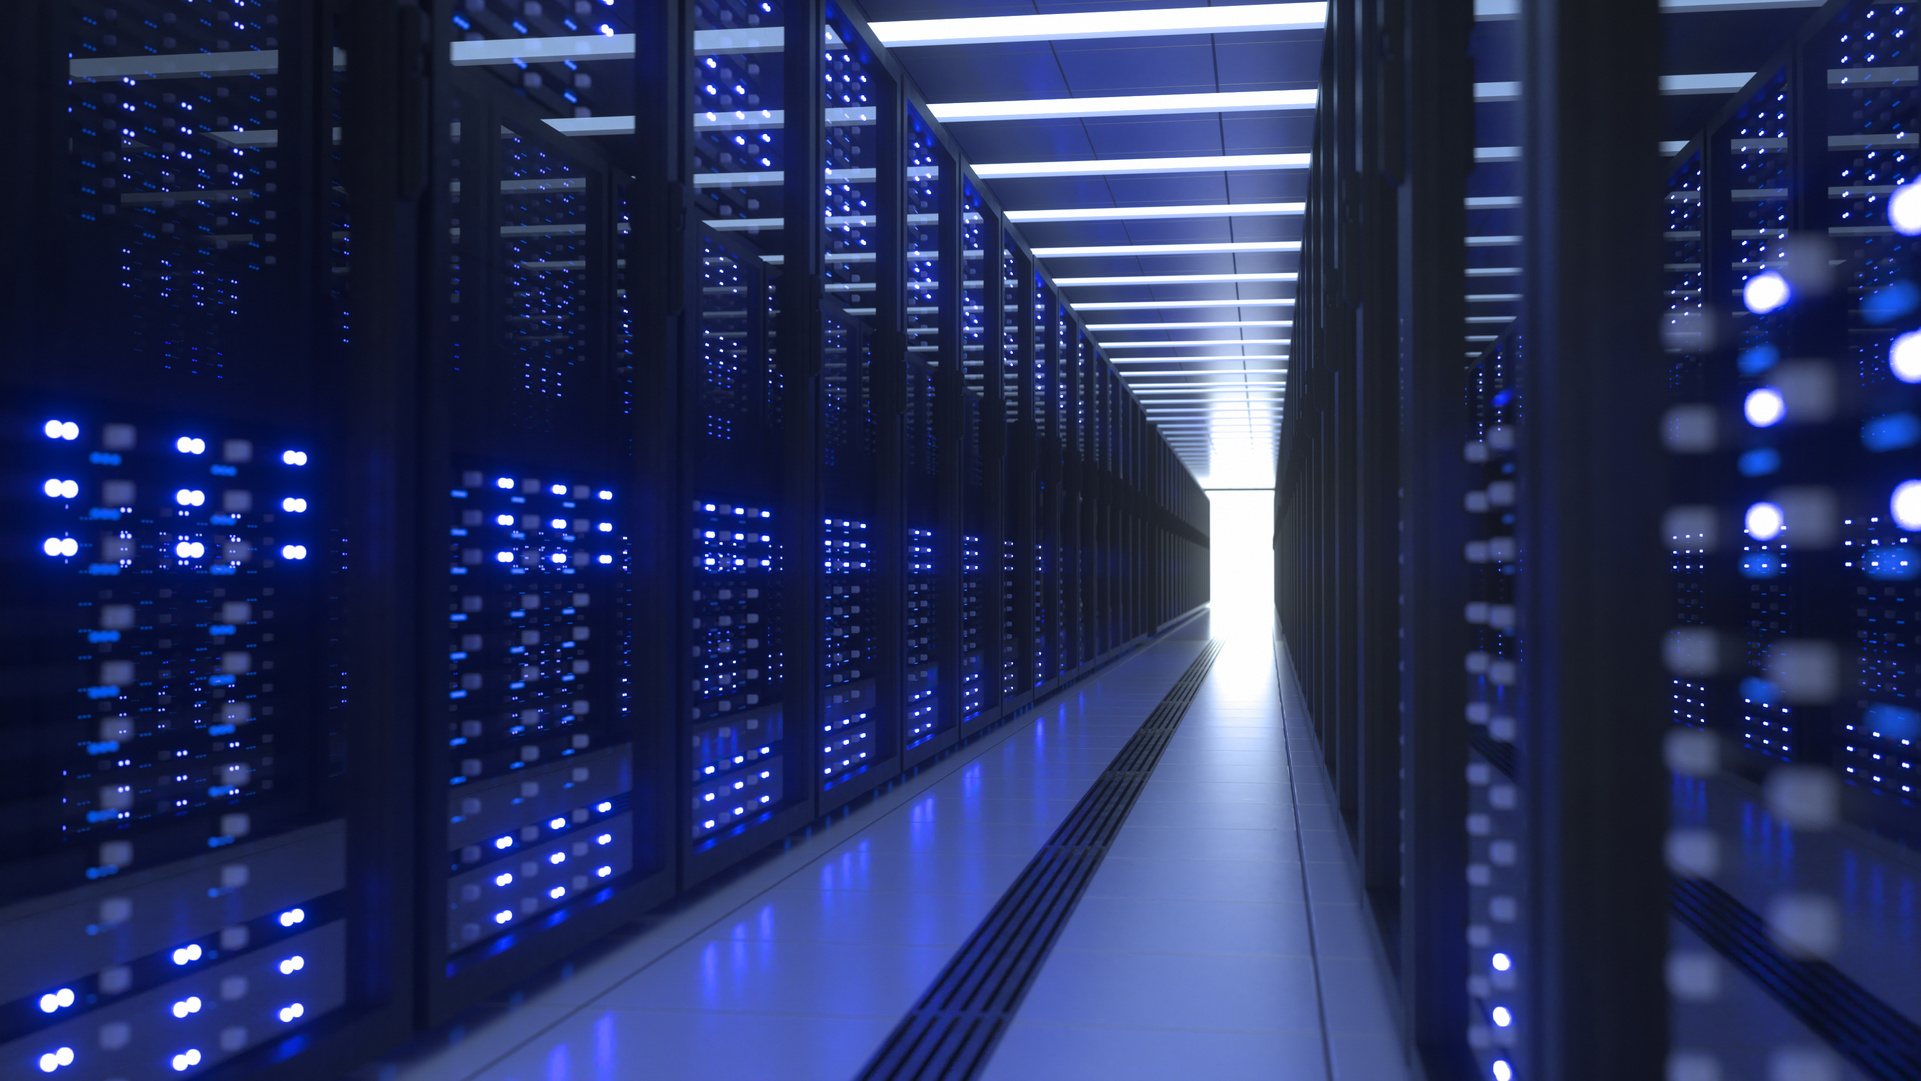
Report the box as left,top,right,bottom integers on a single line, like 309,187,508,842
958,184,996,733
900,107,957,765
814,4,898,813
679,0,815,881
1033,282,1060,691
1000,244,1036,711
0,2,411,1077
422,0,676,1008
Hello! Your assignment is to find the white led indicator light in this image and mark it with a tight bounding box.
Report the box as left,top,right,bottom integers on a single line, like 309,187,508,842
175,437,206,455
43,537,80,558
37,989,76,1013
278,956,305,975
281,544,309,560
1892,180,1921,236
171,996,203,1018
45,420,80,440
38,1047,76,1073
495,836,513,849
278,1003,305,1023
1743,387,1785,427
171,1049,203,1072
281,497,308,513
1743,270,1790,314
278,907,306,927
1745,502,1785,541
43,479,80,499
172,944,203,965
494,910,513,924
1892,330,1921,384
1491,952,1511,972
176,488,206,507
1893,480,1921,531
281,450,309,466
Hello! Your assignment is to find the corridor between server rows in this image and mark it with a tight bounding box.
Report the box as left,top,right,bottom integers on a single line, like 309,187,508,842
357,495,1400,1081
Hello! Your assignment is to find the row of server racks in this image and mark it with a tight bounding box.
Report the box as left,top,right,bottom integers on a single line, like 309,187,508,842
1278,0,1918,1079
0,1,1213,1078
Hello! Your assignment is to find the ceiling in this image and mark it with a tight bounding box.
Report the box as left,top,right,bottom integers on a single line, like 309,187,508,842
850,0,1829,490
853,0,1318,491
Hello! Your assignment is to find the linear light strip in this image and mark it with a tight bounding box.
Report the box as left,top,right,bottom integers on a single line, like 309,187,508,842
931,89,1317,124
1106,359,1283,368
1089,321,1293,330
1033,241,1301,257
1008,201,1304,223
1102,339,1291,348
869,3,1327,47
1055,273,1298,286
1473,73,1753,101
1477,0,1823,15
1071,299,1297,311
974,153,1309,179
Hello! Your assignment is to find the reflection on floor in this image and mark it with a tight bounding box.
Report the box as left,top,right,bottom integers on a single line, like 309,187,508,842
355,611,1408,1081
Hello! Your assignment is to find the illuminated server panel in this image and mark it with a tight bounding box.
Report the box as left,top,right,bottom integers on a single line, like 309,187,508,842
1461,337,1524,1072
689,503,785,843
447,0,636,119
692,0,788,251
820,518,877,789
906,110,942,363
961,399,987,721
442,472,631,957
1822,2,1921,799
1033,279,1056,686
905,517,940,749
4,418,345,1080
1055,318,1077,675
1001,245,1027,701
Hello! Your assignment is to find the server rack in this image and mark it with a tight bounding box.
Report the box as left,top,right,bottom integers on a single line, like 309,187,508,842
815,1,898,815
0,0,1211,1076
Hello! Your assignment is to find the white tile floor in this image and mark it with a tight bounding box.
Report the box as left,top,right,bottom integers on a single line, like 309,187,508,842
356,612,1410,1081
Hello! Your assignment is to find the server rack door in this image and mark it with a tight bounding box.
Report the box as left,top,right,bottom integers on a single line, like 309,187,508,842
813,5,897,813
958,187,991,731
1000,243,1034,707
0,2,414,1076
900,107,957,764
1058,319,1083,675
679,0,815,880
1659,10,1921,1077
1032,280,1059,690
423,49,668,1012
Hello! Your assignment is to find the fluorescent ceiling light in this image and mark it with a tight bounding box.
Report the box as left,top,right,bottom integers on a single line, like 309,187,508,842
1008,202,1304,223
1473,74,1753,101
1478,0,1823,15
1467,267,1521,277
1468,196,1522,209
870,3,1326,47
1089,321,1292,330
1113,369,1288,376
1469,293,1522,302
931,89,1317,124
1033,241,1301,257
1467,236,1521,247
1054,273,1298,286
453,35,633,65
1106,359,1283,368
1102,339,1291,348
1071,298,1296,311
974,153,1309,179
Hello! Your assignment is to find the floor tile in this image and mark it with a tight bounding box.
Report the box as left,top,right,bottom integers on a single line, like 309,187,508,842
1014,948,1325,1032
981,1022,1331,1081
1050,894,1315,957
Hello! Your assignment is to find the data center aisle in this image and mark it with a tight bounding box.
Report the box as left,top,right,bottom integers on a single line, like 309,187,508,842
358,622,1213,1081
977,620,1408,1081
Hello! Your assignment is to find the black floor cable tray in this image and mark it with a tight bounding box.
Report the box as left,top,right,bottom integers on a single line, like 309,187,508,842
854,639,1225,1081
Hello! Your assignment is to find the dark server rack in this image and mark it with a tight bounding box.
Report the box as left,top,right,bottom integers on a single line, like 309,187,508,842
815,3,898,814
0,0,414,1077
899,107,953,765
958,187,990,730
679,0,813,882
1001,244,1036,711
1657,7,1921,1078
1032,282,1060,691
419,46,675,1017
